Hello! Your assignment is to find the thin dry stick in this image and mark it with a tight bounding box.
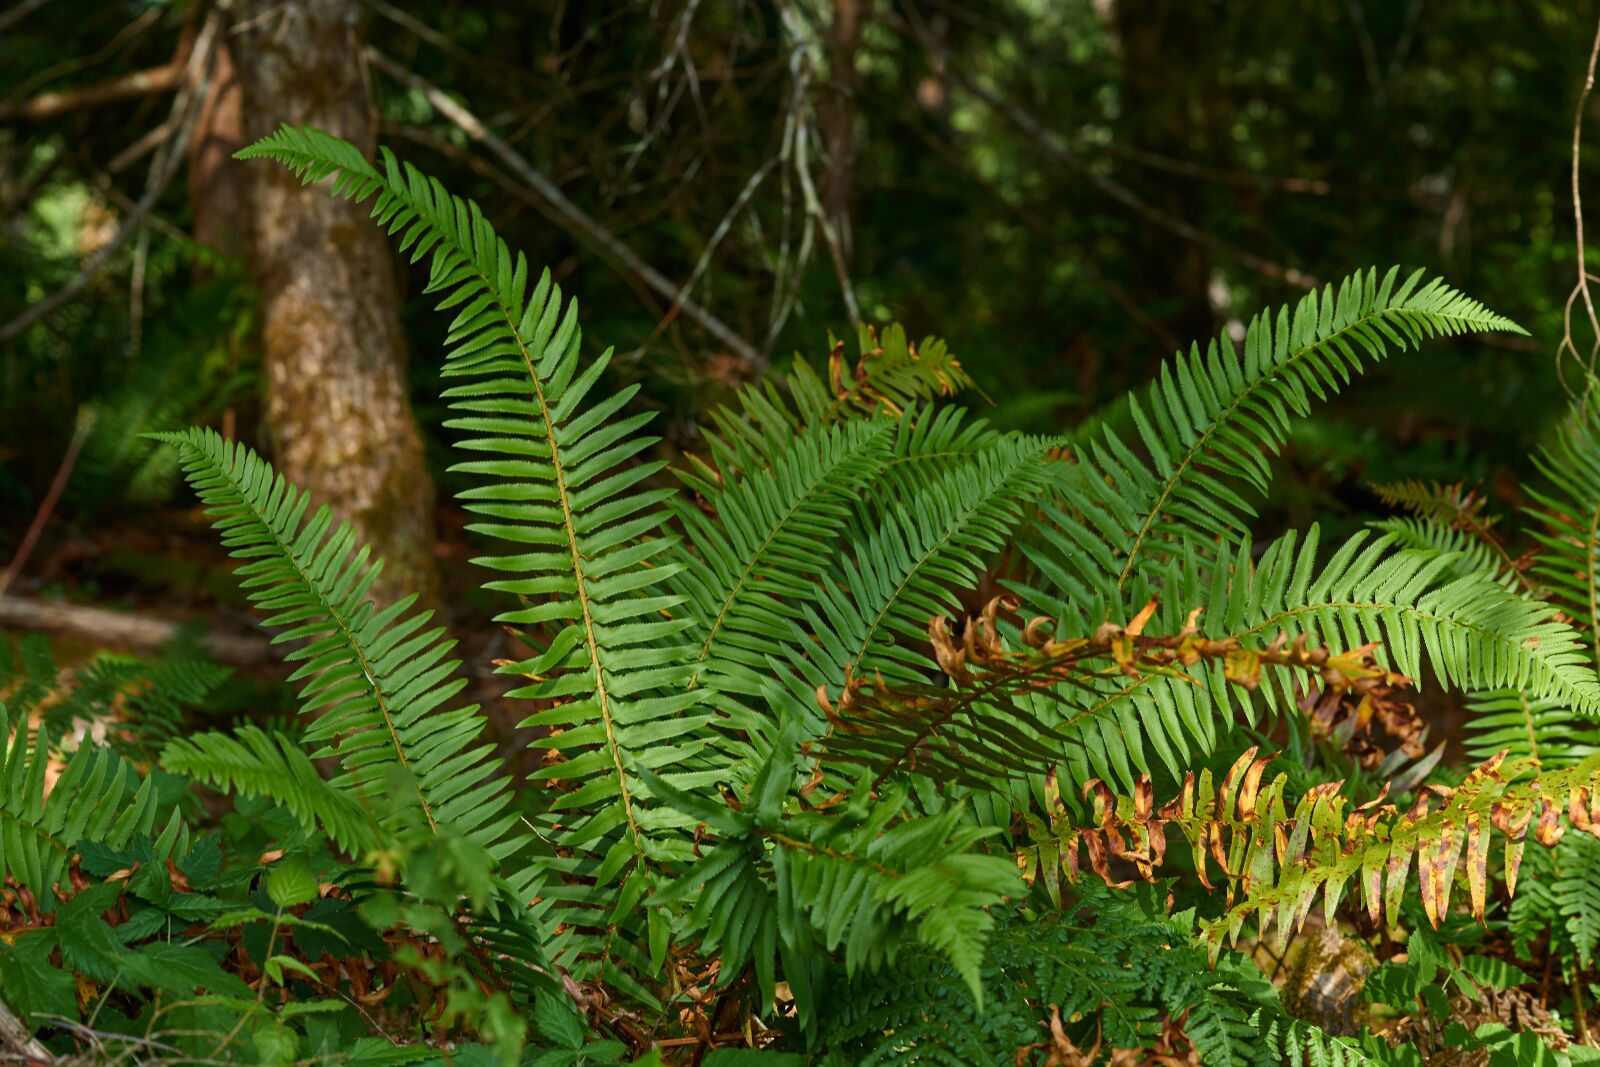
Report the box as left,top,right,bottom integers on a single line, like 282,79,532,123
365,48,765,370
775,0,862,325
1559,17,1600,398
633,156,779,358
762,20,822,357
0,0,53,36
0,412,90,601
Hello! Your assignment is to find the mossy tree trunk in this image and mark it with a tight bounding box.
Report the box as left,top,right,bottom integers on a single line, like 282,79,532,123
203,0,441,609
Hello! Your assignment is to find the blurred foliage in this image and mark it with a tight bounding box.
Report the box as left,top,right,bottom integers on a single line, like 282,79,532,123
3,0,1599,548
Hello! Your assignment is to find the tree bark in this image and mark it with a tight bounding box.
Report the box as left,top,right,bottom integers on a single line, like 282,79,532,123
216,0,440,608
821,0,863,263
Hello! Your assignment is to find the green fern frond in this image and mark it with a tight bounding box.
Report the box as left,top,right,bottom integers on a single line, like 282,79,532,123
1464,688,1600,768
239,125,713,975
1036,268,1523,617
1010,526,1600,792
153,428,522,870
1555,831,1600,970
1373,479,1497,529
774,436,1057,733
1528,389,1600,671
162,726,378,855
648,734,1018,1016
1368,515,1529,592
1207,528,1600,715
0,702,158,908
670,417,895,696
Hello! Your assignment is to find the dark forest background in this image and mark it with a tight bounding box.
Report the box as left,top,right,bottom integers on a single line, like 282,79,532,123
2,0,1596,656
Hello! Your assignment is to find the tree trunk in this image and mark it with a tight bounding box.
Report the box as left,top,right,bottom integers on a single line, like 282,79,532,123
217,0,440,609
821,0,863,263
1112,0,1216,347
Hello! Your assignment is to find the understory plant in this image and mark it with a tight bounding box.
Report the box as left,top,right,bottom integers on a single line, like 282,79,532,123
8,125,1600,1065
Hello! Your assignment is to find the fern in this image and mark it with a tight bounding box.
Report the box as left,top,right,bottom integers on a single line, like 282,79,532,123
10,125,1570,1064
0,702,159,908
153,428,523,871
669,417,895,697
1034,268,1524,622
813,888,1286,1066
648,730,1018,1018
1555,831,1600,969
1027,747,1600,956
162,725,379,854
965,526,1600,793
237,125,721,981
1528,390,1600,671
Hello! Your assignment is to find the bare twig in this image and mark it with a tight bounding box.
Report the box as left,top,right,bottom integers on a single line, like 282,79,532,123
775,0,861,325
1558,17,1600,398
2,3,165,109
365,48,765,370
0,0,53,36
0,15,216,343
635,156,778,357
1104,143,1335,197
762,13,823,357
106,117,175,174
0,412,91,601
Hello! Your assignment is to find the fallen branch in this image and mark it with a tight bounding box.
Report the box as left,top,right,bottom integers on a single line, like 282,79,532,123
0,597,273,665
364,47,765,370
0,63,178,121
0,991,54,1065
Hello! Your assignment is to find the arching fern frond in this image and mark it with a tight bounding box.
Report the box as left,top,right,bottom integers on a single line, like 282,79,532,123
1464,689,1600,769
153,428,522,869
162,725,379,855
1037,268,1523,616
814,593,1399,792
774,436,1058,735
1203,528,1600,716
0,703,158,909
670,418,895,696
238,125,711,976
1528,389,1600,672
945,527,1600,793
1368,515,1530,592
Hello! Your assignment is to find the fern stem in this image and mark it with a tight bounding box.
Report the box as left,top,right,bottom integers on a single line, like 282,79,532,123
497,303,645,859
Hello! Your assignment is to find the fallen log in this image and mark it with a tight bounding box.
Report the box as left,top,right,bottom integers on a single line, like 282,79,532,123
0,596,272,665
